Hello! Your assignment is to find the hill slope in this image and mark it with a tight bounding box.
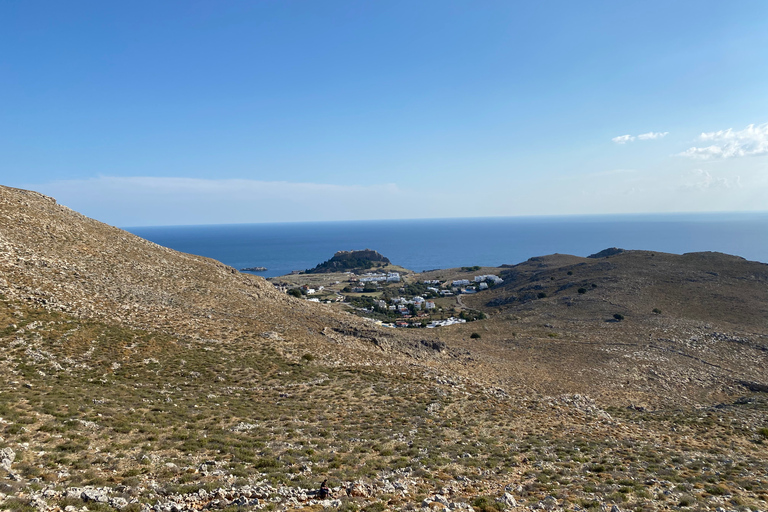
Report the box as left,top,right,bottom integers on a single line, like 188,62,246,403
452,250,768,404
1,187,767,512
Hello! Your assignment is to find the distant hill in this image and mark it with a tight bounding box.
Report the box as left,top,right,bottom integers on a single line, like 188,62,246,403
305,249,391,273
476,248,768,331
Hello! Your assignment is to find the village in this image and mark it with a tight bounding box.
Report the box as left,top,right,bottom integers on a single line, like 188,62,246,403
277,269,503,329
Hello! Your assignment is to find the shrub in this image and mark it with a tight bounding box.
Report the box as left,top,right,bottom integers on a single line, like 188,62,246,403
537,292,547,299
705,485,728,496
567,271,573,275
652,308,662,314
472,496,503,512
287,288,302,298
470,333,481,339
577,288,586,294
613,313,624,321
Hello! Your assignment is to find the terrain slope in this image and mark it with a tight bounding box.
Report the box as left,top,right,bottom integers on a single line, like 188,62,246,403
452,250,768,405
1,185,767,512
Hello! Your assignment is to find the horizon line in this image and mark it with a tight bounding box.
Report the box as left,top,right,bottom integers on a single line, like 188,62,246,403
121,210,768,230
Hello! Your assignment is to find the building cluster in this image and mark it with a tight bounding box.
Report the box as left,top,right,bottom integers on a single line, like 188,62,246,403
361,272,504,324
357,272,401,283
289,271,503,329
444,274,504,294
384,296,437,315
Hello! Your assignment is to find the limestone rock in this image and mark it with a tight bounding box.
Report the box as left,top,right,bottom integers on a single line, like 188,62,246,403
0,447,15,472
496,492,517,508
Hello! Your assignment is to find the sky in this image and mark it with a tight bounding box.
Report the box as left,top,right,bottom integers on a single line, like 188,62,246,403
2,1,767,226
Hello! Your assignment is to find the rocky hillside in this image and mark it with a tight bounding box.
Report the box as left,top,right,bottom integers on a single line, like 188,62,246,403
0,187,407,356
484,249,768,331
0,187,284,329
1,186,767,512
449,249,768,406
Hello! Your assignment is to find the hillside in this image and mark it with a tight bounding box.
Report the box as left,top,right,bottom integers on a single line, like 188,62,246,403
1,186,767,512
445,250,768,404
482,249,768,331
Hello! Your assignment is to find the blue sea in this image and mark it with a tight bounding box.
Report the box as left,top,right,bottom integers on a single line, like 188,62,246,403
125,213,768,278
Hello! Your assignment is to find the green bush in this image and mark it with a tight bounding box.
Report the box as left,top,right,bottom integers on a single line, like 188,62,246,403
287,288,302,298
472,496,504,512
652,308,662,314
613,313,624,321
470,333,481,339
577,288,586,294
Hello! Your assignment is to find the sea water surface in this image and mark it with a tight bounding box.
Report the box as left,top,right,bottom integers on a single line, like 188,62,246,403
125,213,768,278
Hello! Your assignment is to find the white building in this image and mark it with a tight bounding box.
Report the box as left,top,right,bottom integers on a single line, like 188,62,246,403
474,274,504,285
426,317,467,328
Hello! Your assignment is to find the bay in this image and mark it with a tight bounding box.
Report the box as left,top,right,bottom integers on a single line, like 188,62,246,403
125,212,768,278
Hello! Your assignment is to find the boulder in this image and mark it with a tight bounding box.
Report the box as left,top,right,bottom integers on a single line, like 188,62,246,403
496,493,517,508
0,447,15,472
81,488,110,503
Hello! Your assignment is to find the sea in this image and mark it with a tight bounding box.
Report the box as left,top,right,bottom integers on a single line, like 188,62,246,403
125,213,768,278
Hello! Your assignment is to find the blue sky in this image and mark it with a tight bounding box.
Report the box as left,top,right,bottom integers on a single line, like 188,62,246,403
3,1,767,226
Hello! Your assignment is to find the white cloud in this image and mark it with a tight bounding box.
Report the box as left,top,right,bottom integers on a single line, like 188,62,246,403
612,134,634,144
679,122,768,160
682,169,741,190
28,176,422,226
637,131,669,140
612,131,668,144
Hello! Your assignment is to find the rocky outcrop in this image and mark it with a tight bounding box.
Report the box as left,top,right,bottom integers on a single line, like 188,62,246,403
306,249,391,273
588,247,625,258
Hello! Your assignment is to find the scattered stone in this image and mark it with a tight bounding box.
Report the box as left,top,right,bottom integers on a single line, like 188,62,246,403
110,497,129,509
81,488,110,503
496,492,517,508
0,447,15,472
229,422,258,432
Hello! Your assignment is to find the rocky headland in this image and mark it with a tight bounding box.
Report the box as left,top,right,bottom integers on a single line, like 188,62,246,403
305,250,391,274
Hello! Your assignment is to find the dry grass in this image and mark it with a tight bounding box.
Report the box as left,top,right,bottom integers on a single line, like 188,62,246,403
2,298,767,511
